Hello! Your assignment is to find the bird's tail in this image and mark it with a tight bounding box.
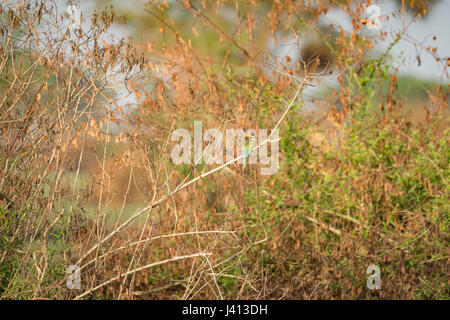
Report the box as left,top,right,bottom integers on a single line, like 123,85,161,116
242,155,246,170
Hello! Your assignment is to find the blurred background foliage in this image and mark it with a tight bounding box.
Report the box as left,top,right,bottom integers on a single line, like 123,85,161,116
0,0,448,299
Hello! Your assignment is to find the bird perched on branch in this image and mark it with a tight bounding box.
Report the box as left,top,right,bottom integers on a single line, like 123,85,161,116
242,131,257,170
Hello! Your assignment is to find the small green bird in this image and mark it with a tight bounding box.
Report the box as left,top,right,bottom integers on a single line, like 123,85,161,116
242,132,257,170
